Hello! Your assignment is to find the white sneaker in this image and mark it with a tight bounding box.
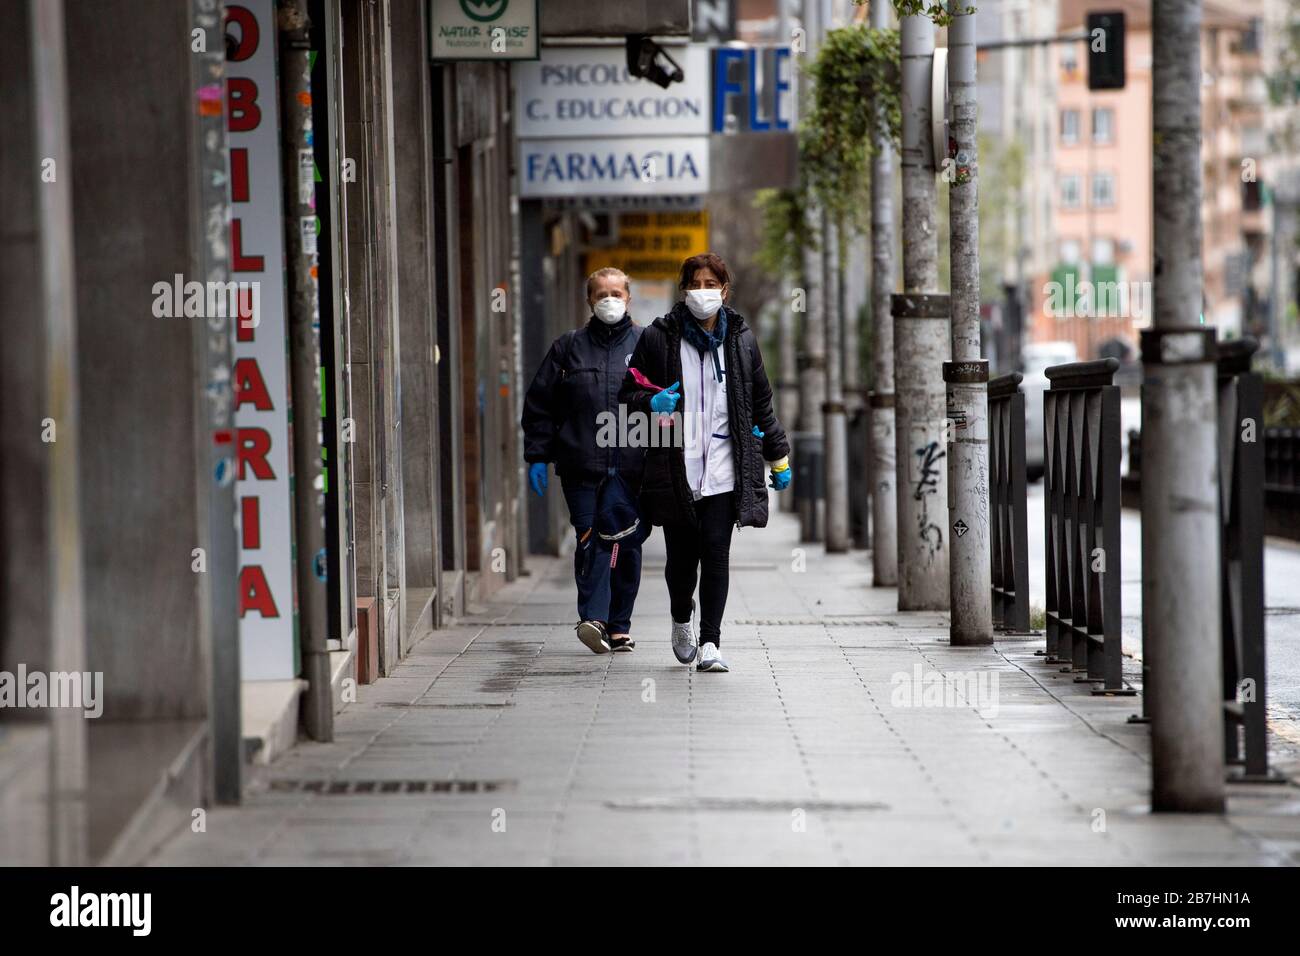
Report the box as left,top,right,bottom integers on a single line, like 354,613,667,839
696,642,729,673
671,603,697,664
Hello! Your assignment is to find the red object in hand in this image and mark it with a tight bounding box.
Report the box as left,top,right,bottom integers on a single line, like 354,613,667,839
630,367,675,426
628,367,663,391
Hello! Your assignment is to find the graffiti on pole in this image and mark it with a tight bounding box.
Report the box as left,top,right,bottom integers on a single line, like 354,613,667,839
914,439,945,558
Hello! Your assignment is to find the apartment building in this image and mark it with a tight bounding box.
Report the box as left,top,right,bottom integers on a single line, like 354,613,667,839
1035,0,1267,360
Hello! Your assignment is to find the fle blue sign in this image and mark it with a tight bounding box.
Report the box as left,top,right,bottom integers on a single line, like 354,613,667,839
711,47,794,133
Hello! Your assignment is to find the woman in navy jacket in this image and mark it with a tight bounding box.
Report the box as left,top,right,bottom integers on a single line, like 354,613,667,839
522,267,646,655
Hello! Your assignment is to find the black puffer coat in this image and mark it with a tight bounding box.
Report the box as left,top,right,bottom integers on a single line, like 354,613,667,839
618,303,789,528
522,315,644,483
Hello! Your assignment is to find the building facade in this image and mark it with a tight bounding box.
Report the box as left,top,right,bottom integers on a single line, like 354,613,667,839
0,0,690,866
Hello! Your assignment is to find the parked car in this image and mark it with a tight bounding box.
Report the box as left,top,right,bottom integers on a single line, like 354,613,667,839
1021,341,1078,481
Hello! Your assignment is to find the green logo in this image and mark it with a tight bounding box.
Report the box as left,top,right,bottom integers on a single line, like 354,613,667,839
460,0,508,22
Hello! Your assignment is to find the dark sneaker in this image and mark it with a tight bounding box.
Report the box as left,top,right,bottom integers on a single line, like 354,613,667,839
609,636,636,653
576,620,610,654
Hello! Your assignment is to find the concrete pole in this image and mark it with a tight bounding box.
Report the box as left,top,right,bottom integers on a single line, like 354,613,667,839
778,291,800,514
776,0,800,483
1270,176,1298,369
821,0,849,551
944,5,992,644
777,0,799,510
843,228,867,547
29,0,88,865
894,14,950,610
843,231,864,407
869,0,898,586
800,228,827,439
190,0,241,804
797,0,827,542
1143,0,1224,812
279,0,333,742
778,299,800,423
799,0,826,442
824,214,851,551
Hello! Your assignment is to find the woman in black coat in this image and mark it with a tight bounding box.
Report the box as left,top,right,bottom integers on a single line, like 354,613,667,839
618,253,791,673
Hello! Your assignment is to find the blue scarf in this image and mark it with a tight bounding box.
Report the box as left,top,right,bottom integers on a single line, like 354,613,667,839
679,305,727,382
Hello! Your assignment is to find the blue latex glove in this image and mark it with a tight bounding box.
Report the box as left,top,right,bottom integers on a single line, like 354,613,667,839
770,466,791,491
650,381,681,414
528,462,548,497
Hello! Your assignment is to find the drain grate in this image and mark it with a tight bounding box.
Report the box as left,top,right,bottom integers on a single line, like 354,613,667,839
732,617,898,627
267,778,513,795
644,562,778,572
375,701,513,709
459,620,574,627
607,796,888,812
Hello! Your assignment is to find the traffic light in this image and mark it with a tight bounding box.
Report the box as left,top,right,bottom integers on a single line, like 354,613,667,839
1087,11,1126,91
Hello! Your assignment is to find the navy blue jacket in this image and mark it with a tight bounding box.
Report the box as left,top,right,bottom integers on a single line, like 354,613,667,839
522,315,645,484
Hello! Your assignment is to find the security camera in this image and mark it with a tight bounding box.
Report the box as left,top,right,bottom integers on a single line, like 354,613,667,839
625,35,684,90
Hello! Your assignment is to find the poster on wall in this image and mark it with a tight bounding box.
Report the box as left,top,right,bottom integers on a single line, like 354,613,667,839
226,0,298,681
582,211,710,280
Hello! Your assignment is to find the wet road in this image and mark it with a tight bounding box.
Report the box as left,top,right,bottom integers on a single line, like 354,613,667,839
1026,483,1300,727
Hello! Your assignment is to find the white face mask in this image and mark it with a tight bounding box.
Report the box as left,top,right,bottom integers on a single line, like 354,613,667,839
685,288,723,320
592,296,627,324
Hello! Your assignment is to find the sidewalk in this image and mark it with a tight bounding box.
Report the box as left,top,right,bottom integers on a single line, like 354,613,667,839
151,506,1300,866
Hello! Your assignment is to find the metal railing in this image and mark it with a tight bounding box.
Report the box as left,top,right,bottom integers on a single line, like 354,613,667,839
849,395,871,549
989,372,1030,632
1043,358,1128,694
792,431,824,543
1216,340,1275,780
1264,427,1299,491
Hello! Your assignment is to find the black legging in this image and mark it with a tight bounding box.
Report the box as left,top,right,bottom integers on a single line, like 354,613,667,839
662,492,735,646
